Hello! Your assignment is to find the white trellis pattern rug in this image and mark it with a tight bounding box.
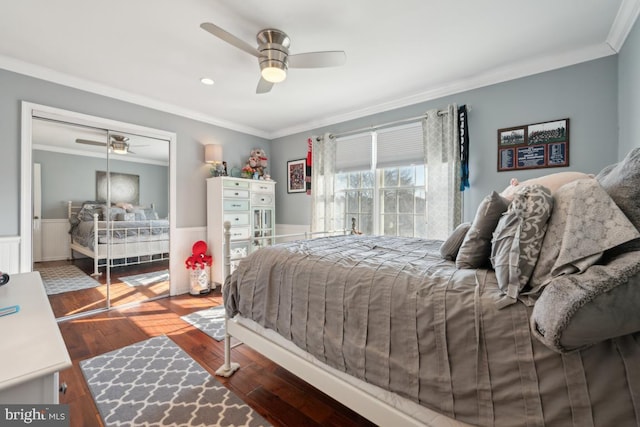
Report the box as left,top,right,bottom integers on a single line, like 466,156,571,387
80,335,270,427
37,264,101,295
180,306,226,341
120,269,170,287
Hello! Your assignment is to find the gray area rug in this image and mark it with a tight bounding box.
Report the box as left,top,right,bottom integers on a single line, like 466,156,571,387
38,264,101,295
181,306,226,341
120,269,170,287
80,335,270,427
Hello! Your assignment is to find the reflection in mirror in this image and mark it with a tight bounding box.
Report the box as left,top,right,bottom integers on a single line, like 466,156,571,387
32,118,170,319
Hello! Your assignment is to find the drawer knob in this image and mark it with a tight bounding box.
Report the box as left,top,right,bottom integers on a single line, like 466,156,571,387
234,192,239,196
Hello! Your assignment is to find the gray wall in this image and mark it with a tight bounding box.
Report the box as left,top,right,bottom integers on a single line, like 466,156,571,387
618,14,640,159
271,56,619,225
33,150,169,219
0,68,270,236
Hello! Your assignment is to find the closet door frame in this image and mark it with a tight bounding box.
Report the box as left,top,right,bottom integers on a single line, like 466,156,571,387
20,102,178,300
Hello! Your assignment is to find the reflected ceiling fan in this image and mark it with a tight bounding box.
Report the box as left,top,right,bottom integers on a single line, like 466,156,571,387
76,134,136,154
200,22,346,93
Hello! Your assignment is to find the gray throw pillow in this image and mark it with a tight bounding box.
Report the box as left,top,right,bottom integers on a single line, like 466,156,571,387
116,212,135,221
491,185,553,308
456,191,510,269
531,250,640,353
440,222,471,261
596,147,640,254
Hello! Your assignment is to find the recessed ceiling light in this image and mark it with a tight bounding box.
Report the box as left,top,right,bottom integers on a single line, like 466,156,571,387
200,77,214,85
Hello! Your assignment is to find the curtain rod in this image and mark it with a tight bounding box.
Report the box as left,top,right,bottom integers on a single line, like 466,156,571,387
319,106,468,141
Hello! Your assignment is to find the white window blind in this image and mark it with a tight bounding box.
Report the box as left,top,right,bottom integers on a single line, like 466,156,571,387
376,122,423,168
335,132,373,172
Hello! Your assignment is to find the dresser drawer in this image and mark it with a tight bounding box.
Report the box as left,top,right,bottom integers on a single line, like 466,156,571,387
228,226,250,240
223,189,250,199
224,213,250,227
224,200,250,211
251,182,275,193
224,179,250,189
251,193,273,205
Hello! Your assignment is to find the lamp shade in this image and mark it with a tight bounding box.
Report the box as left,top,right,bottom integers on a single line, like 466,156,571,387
204,144,223,163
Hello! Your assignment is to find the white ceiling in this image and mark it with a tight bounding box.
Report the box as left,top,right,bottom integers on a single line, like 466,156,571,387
32,118,169,165
1,1,637,139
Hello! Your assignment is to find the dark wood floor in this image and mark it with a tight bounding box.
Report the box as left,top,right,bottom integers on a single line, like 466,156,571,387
58,290,376,427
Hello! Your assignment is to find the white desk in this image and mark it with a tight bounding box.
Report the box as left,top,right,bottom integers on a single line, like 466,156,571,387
0,271,71,403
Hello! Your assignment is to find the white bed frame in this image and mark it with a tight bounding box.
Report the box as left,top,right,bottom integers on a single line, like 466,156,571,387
67,201,170,276
215,221,468,427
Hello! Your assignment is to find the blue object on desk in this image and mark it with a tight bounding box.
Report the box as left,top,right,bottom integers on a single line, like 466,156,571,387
0,305,19,317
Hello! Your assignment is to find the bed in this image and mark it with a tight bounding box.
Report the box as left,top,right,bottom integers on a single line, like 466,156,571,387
68,201,170,276
217,148,640,427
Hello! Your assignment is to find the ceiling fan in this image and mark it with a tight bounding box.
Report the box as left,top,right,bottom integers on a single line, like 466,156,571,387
76,134,135,154
200,22,346,93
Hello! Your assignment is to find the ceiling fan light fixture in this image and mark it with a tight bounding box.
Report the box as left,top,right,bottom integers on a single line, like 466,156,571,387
111,141,128,154
261,65,287,83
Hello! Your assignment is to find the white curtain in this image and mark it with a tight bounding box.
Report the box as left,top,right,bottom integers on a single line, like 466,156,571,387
311,133,337,233
422,105,462,240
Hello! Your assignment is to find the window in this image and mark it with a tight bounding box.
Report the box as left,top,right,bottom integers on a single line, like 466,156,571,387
334,122,427,237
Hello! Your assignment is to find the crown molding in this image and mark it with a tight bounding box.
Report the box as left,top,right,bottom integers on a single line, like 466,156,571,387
32,143,169,166
607,0,640,52
268,43,616,139
0,55,270,139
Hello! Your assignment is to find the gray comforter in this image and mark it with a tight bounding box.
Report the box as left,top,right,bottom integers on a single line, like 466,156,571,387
224,235,640,426
71,219,170,247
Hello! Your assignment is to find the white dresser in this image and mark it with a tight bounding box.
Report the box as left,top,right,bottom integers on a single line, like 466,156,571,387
207,177,276,285
0,272,71,403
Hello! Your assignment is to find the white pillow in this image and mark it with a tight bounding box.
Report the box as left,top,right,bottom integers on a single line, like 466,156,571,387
500,171,594,201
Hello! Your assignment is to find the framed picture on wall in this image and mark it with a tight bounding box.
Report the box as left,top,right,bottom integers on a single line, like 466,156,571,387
96,171,140,204
287,159,306,193
497,118,569,171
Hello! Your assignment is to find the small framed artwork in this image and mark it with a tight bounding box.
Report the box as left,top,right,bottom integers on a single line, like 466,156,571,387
287,159,306,193
497,118,569,171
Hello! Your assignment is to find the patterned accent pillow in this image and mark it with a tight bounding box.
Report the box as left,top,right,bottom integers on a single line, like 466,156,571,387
596,147,640,254
133,209,147,221
440,222,471,261
491,184,553,308
77,202,105,221
103,206,126,220
456,192,510,269
529,179,640,293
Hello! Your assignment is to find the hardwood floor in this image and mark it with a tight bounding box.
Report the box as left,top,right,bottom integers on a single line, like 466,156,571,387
58,291,376,427
37,259,170,318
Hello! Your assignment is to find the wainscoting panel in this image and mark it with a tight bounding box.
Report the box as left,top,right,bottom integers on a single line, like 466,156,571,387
0,236,20,274
41,219,71,261
171,226,207,296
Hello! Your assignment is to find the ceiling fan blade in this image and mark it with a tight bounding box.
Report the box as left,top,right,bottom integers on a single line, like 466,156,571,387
200,22,259,58
76,138,107,147
256,77,274,94
288,51,346,68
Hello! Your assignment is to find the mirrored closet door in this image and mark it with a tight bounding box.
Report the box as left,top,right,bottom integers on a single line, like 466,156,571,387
30,114,171,319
